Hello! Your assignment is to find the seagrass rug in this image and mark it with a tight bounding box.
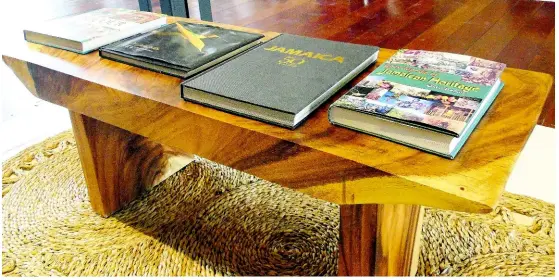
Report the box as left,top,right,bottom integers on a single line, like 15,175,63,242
2,131,555,276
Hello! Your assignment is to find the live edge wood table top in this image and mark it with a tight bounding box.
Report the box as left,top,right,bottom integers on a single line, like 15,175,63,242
2,16,552,276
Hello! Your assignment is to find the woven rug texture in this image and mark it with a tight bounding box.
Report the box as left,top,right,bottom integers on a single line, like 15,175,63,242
2,131,555,276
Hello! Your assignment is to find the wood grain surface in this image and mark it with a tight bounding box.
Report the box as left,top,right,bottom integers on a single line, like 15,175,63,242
374,204,424,276
3,0,553,127
338,204,377,276
2,2,553,276
2,17,552,213
70,111,193,217
338,204,423,276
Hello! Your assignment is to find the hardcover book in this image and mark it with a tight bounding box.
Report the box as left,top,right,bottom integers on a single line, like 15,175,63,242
99,22,264,78
329,49,506,159
24,8,167,54
181,34,379,128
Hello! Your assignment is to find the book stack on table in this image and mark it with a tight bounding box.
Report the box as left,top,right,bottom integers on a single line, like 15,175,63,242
24,8,506,159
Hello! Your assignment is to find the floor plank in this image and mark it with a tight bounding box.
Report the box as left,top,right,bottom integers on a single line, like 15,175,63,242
496,2,555,71
434,0,518,54
379,0,465,49
404,0,495,50
465,1,543,60
530,28,555,128
346,0,434,45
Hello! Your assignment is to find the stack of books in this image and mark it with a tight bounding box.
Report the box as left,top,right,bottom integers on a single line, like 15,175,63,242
24,8,505,159
24,8,379,129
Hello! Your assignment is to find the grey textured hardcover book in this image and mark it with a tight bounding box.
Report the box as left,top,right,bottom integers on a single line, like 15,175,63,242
181,34,379,128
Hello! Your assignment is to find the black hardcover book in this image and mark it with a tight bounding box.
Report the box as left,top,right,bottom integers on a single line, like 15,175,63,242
99,22,264,78
181,34,379,128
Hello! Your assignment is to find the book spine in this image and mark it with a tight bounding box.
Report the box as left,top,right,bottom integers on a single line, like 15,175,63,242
180,80,185,100
24,35,89,54
329,119,454,159
181,92,296,129
99,50,188,78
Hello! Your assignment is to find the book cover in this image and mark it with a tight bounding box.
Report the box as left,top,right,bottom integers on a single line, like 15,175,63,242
182,33,379,126
331,49,505,137
25,8,165,45
100,22,264,72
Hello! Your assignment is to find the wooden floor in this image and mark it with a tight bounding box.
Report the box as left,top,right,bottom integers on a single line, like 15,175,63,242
3,0,556,127
205,0,556,128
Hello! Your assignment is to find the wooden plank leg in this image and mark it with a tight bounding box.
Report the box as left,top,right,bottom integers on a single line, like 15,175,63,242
69,111,194,217
375,204,424,276
338,204,424,276
338,204,377,276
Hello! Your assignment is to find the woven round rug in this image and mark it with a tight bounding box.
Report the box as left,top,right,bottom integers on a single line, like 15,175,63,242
2,131,555,276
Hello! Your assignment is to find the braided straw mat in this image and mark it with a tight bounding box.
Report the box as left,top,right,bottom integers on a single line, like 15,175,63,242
2,131,555,276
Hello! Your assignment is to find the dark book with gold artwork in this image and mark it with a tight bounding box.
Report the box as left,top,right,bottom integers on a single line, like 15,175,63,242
99,22,264,78
181,34,379,129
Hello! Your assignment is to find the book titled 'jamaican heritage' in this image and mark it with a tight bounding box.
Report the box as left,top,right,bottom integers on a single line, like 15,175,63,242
329,49,506,159
99,22,264,78
181,34,379,128
24,8,166,54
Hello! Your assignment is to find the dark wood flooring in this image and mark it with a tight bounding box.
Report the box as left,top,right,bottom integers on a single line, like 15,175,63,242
8,0,556,127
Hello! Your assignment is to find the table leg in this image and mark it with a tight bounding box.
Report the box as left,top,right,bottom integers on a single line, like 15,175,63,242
69,111,193,217
338,204,424,276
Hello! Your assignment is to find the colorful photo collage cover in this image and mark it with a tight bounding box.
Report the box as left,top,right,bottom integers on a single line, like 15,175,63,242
336,75,482,135
387,49,506,86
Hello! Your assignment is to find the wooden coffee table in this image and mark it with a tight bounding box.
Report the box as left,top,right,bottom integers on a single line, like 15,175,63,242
3,17,552,276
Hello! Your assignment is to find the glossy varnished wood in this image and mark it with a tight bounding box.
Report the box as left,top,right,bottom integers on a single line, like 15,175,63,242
2,4,553,276
374,204,423,276
338,204,377,276
70,111,193,217
338,204,423,276
229,0,555,128
4,0,553,127
2,16,552,213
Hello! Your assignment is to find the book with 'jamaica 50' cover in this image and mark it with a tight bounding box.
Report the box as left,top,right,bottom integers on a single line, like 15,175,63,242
329,49,506,159
181,34,379,128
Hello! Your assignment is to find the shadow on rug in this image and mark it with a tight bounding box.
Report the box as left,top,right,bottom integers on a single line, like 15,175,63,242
2,131,555,276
